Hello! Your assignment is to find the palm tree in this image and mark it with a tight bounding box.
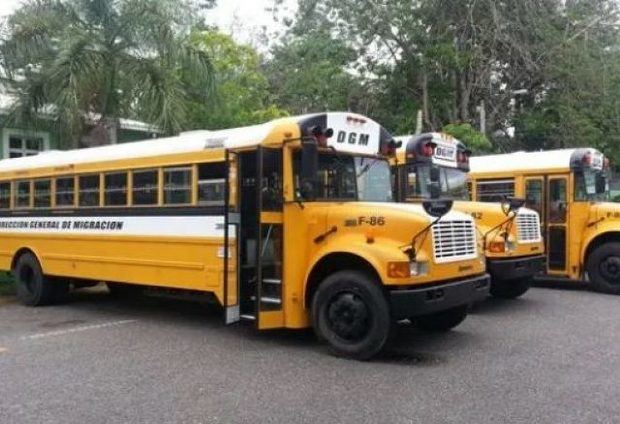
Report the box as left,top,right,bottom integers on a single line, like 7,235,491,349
0,0,214,147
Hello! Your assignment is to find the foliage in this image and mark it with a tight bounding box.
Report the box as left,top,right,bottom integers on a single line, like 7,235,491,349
187,30,287,129
275,0,620,159
0,273,15,296
442,123,492,154
265,28,363,115
0,0,215,146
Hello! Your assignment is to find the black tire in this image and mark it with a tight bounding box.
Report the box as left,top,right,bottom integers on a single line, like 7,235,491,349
311,270,391,360
106,282,141,298
414,305,468,332
13,252,63,306
586,242,620,294
489,277,530,299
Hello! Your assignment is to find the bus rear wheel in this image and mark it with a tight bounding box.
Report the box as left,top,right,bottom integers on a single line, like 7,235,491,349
414,305,468,332
312,270,391,360
13,252,67,306
489,277,530,299
587,242,620,294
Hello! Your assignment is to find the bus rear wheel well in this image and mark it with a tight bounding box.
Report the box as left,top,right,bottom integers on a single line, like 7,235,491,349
305,253,381,308
585,232,620,265
11,248,38,272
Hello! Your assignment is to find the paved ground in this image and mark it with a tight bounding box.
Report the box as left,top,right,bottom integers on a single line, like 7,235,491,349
0,285,619,424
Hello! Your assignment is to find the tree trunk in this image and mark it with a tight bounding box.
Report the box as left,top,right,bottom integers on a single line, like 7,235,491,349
422,70,432,130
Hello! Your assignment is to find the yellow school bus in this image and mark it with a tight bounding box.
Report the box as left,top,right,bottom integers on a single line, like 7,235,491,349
392,133,545,298
469,148,620,294
0,113,490,358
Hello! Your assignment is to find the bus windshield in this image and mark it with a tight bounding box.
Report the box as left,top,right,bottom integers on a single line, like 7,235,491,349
406,164,470,201
574,168,610,202
295,152,393,202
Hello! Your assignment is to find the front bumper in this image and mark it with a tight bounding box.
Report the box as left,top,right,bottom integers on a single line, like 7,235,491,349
487,254,546,281
389,273,490,320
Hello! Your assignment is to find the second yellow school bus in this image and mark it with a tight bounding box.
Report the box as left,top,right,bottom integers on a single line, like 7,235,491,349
469,148,620,294
392,133,545,298
0,113,489,358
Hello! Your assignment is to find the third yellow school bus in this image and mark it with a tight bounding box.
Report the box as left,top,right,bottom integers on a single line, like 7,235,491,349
0,112,489,358
469,148,620,294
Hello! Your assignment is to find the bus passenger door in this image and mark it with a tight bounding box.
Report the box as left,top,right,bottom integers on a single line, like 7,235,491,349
234,148,284,329
224,150,240,324
547,176,569,275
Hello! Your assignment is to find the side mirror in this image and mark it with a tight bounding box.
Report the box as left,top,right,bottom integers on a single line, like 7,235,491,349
423,199,453,218
596,174,607,194
300,138,318,200
502,196,526,215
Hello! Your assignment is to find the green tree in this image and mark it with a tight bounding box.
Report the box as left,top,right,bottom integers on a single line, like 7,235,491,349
187,30,286,129
0,0,215,147
266,28,363,114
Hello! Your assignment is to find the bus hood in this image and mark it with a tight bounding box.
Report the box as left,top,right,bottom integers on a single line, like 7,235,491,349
590,202,620,221
321,201,477,246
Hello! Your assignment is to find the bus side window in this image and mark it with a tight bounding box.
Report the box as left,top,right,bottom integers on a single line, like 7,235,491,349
525,180,543,216
197,162,226,206
476,180,515,202
0,182,11,209
164,167,192,205
15,180,31,208
133,169,158,206
79,174,100,207
56,177,75,207
34,179,51,208
105,172,128,206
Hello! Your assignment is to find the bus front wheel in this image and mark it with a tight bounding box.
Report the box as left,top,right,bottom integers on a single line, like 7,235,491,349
312,270,391,360
587,242,620,295
13,252,67,306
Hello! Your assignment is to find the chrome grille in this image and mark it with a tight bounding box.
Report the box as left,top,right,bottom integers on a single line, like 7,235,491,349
516,211,542,243
431,219,477,263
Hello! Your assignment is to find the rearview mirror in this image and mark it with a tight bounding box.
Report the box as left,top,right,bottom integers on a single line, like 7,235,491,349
299,138,318,200
423,199,453,218
502,196,526,215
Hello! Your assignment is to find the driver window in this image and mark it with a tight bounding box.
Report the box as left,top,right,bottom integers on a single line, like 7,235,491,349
293,152,356,200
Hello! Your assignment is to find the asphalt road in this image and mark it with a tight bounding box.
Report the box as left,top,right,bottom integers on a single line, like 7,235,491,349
0,285,619,424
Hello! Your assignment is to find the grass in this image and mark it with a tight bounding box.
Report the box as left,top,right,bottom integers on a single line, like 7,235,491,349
0,272,16,296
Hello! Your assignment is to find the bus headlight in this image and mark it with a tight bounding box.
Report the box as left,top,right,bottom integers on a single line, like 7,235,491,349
410,261,428,277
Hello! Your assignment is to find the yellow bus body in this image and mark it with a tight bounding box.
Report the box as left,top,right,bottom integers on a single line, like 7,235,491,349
392,133,545,298
0,113,490,357
469,148,620,294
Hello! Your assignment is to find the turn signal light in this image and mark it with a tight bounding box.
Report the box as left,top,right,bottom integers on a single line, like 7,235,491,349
387,262,411,278
488,241,506,253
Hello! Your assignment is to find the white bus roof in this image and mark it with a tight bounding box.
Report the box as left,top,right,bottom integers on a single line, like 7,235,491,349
470,148,604,174
0,112,389,173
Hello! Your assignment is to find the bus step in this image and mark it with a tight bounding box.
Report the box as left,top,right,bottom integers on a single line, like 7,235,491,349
240,314,256,321
262,278,281,285
260,296,281,305
250,296,282,305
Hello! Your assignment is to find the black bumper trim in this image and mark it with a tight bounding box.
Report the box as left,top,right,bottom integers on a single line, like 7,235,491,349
488,254,546,281
389,273,490,319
